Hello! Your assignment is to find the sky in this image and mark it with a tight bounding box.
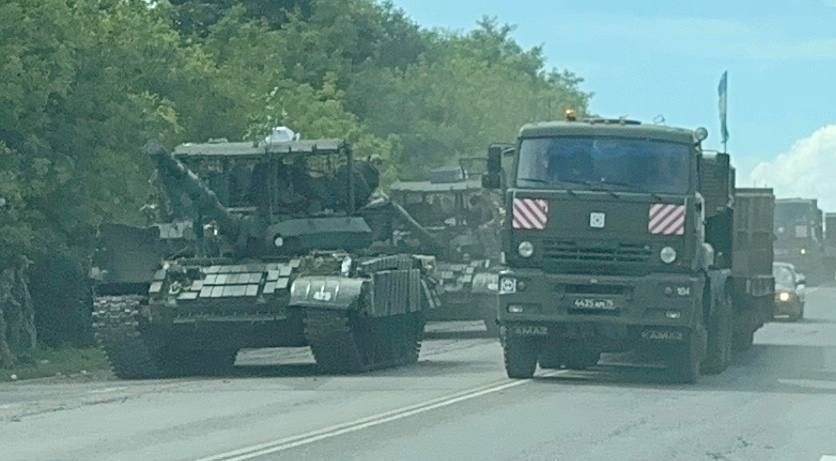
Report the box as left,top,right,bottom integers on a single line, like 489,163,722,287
392,0,836,208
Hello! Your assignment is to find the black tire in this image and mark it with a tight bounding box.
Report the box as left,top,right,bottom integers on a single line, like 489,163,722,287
702,292,733,375
503,336,539,379
732,327,755,351
668,333,701,384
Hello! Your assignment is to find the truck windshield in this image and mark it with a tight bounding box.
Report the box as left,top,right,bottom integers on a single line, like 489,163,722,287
516,136,691,194
775,203,820,241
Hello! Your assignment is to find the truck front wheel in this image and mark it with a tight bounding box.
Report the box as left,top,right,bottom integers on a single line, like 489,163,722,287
503,336,539,379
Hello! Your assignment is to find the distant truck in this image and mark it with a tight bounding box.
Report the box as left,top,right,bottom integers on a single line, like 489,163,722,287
774,198,825,283
823,212,836,280
482,117,775,383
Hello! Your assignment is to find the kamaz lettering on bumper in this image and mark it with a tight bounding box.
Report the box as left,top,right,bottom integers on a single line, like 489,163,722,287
641,329,684,342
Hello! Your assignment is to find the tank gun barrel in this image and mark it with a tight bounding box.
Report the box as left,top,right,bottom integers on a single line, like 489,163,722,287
382,193,445,254
145,143,241,239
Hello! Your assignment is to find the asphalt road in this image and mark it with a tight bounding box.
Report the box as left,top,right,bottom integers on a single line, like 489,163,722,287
3,289,836,461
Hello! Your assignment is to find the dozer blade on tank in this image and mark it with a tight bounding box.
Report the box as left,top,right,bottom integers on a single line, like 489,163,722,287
91,134,441,379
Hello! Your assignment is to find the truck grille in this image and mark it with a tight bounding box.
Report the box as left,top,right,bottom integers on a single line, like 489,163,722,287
542,240,652,264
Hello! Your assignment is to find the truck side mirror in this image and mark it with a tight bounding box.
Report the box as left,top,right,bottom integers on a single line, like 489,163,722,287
482,173,501,189
483,145,503,189
487,145,502,173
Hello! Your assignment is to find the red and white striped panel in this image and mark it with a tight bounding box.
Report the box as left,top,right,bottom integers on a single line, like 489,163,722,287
649,203,686,235
512,198,549,230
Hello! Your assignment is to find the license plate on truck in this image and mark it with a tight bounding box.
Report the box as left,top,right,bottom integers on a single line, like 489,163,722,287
572,297,617,310
510,325,548,336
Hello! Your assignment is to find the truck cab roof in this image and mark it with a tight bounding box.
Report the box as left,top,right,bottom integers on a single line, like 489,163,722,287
518,120,696,145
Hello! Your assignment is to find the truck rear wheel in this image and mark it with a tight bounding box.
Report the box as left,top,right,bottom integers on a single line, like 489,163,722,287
702,292,733,375
667,333,701,384
503,336,539,379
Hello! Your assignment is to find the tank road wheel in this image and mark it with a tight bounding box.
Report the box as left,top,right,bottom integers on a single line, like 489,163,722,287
93,295,166,380
667,331,702,384
503,336,540,379
702,292,733,375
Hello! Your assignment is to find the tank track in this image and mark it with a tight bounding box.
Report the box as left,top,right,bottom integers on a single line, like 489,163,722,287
303,309,424,373
92,295,165,379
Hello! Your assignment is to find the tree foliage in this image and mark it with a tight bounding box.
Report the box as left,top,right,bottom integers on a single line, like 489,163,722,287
0,0,589,344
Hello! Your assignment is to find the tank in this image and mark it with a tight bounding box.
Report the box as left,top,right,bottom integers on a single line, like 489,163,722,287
389,159,503,334
91,137,441,378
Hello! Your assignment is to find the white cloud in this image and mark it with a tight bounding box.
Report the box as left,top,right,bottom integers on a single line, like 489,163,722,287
749,125,836,210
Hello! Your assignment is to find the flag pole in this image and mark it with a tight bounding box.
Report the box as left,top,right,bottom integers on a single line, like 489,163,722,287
718,71,729,154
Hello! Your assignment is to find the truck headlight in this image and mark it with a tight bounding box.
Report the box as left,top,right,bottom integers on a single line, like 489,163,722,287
274,235,284,248
660,246,677,264
518,241,534,258
778,292,791,302
499,277,517,294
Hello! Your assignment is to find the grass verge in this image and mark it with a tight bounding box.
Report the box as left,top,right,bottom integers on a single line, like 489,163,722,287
1,347,109,382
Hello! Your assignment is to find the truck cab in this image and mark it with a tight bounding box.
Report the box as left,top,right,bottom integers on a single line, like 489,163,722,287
484,118,773,383
774,198,825,283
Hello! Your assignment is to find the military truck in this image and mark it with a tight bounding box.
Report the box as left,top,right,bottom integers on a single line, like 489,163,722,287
389,161,503,333
482,118,775,383
774,198,825,283
91,136,441,378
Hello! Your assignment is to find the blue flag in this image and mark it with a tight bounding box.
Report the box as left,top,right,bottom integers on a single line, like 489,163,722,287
718,71,729,147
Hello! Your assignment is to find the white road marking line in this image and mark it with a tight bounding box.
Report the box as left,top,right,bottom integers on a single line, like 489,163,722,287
820,456,836,461
89,386,128,394
194,371,563,461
